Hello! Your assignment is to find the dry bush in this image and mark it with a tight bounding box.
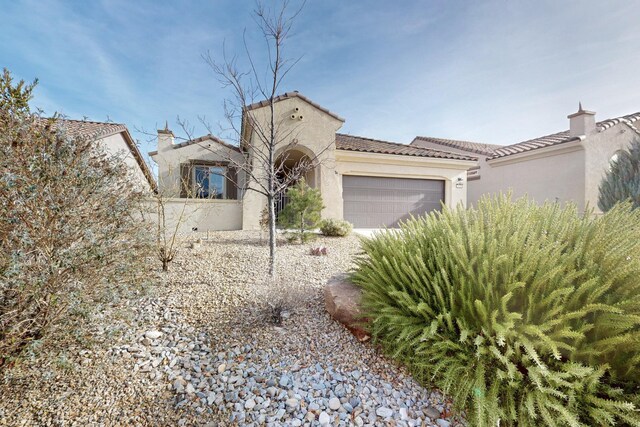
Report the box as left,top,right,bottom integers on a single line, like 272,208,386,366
240,280,310,327
0,70,152,363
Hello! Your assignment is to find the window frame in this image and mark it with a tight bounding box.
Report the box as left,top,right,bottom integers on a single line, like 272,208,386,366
192,163,227,199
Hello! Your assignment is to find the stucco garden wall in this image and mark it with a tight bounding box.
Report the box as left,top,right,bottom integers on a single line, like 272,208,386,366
147,198,243,233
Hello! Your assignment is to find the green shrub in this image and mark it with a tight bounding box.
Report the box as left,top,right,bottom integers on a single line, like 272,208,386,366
598,139,640,212
277,178,324,244
320,218,353,237
353,194,640,427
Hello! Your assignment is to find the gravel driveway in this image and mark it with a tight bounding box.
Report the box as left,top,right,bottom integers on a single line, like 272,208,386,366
1,231,461,426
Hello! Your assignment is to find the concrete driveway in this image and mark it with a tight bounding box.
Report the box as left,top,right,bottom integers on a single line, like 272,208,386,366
353,228,391,238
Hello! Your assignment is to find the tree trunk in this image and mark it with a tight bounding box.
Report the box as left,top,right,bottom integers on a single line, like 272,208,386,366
299,212,304,245
268,193,276,278
162,258,169,272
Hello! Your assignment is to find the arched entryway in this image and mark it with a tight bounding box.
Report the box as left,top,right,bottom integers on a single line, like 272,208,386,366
274,148,317,216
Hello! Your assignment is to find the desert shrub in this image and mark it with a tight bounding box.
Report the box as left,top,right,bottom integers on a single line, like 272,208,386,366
277,178,323,244
598,139,640,212
320,218,352,237
0,70,152,362
353,194,640,427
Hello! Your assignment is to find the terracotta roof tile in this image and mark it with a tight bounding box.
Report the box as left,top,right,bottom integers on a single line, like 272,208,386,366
489,112,640,160
336,133,477,161
172,134,240,152
36,118,156,190
411,136,500,156
38,117,128,140
245,91,345,122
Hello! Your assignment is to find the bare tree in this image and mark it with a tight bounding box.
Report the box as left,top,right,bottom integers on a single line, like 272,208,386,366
200,0,334,278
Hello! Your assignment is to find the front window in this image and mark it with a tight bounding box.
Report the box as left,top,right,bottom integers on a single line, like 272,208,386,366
194,165,226,199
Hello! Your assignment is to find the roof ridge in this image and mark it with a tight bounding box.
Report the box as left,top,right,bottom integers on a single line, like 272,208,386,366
412,135,502,156
56,117,125,127
245,92,345,122
336,132,410,148
489,110,640,160
172,133,240,152
335,133,477,161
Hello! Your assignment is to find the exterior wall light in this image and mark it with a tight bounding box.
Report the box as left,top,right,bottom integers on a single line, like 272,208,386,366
456,178,464,189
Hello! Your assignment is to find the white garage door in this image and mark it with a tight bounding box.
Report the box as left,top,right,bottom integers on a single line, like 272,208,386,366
342,176,445,228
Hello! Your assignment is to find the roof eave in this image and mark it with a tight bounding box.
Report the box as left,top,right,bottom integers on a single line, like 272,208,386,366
487,138,584,165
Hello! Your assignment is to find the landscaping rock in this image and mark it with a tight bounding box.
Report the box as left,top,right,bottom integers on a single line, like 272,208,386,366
0,231,463,427
324,274,370,341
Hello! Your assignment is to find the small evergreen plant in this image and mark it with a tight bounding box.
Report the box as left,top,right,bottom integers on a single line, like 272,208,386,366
277,178,324,244
320,218,353,237
598,140,640,212
353,194,640,427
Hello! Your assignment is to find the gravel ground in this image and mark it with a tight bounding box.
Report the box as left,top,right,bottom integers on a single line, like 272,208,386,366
1,231,463,426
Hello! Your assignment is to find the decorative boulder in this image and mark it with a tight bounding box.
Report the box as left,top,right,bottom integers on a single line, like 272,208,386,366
324,275,370,341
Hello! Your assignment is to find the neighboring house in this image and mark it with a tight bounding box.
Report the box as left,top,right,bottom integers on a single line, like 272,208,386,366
45,118,156,191
411,105,640,213
149,91,476,231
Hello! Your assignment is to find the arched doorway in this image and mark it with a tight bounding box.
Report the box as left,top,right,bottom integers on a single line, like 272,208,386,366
274,148,317,216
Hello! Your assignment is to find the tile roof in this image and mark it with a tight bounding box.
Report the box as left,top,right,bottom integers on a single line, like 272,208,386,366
38,117,128,140
171,134,240,152
490,112,640,160
336,133,477,161
245,91,345,122
411,136,501,156
37,118,156,190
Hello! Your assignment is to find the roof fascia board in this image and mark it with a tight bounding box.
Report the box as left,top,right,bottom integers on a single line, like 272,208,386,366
336,149,477,168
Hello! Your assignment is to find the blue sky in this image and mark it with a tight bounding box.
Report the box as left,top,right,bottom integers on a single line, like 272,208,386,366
2,0,640,157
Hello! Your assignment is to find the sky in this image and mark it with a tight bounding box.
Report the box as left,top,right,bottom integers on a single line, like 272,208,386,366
2,0,640,158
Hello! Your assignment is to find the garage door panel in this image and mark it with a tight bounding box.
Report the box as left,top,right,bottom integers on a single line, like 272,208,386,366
342,176,444,228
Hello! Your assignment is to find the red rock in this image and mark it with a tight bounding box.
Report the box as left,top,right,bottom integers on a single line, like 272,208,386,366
324,275,370,341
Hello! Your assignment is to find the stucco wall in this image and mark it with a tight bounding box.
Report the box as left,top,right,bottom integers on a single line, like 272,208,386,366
335,151,471,212
475,142,587,209
100,133,151,191
148,198,242,233
151,136,245,198
409,140,489,204
582,124,639,213
241,97,344,230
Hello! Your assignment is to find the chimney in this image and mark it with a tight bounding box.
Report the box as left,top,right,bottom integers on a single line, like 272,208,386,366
567,102,596,137
157,121,175,152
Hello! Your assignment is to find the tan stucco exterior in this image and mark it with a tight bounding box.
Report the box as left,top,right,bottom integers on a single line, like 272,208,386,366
469,112,639,213
100,133,153,191
150,94,474,230
240,96,345,230
151,198,242,233
335,150,469,213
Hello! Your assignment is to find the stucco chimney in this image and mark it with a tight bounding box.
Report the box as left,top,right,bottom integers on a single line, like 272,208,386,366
157,121,175,152
567,102,596,137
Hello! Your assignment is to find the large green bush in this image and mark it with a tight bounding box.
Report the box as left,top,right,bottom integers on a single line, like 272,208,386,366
353,195,640,426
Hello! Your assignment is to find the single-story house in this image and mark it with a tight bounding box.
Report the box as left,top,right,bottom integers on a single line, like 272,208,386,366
46,118,156,191
149,92,476,231
411,105,640,213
